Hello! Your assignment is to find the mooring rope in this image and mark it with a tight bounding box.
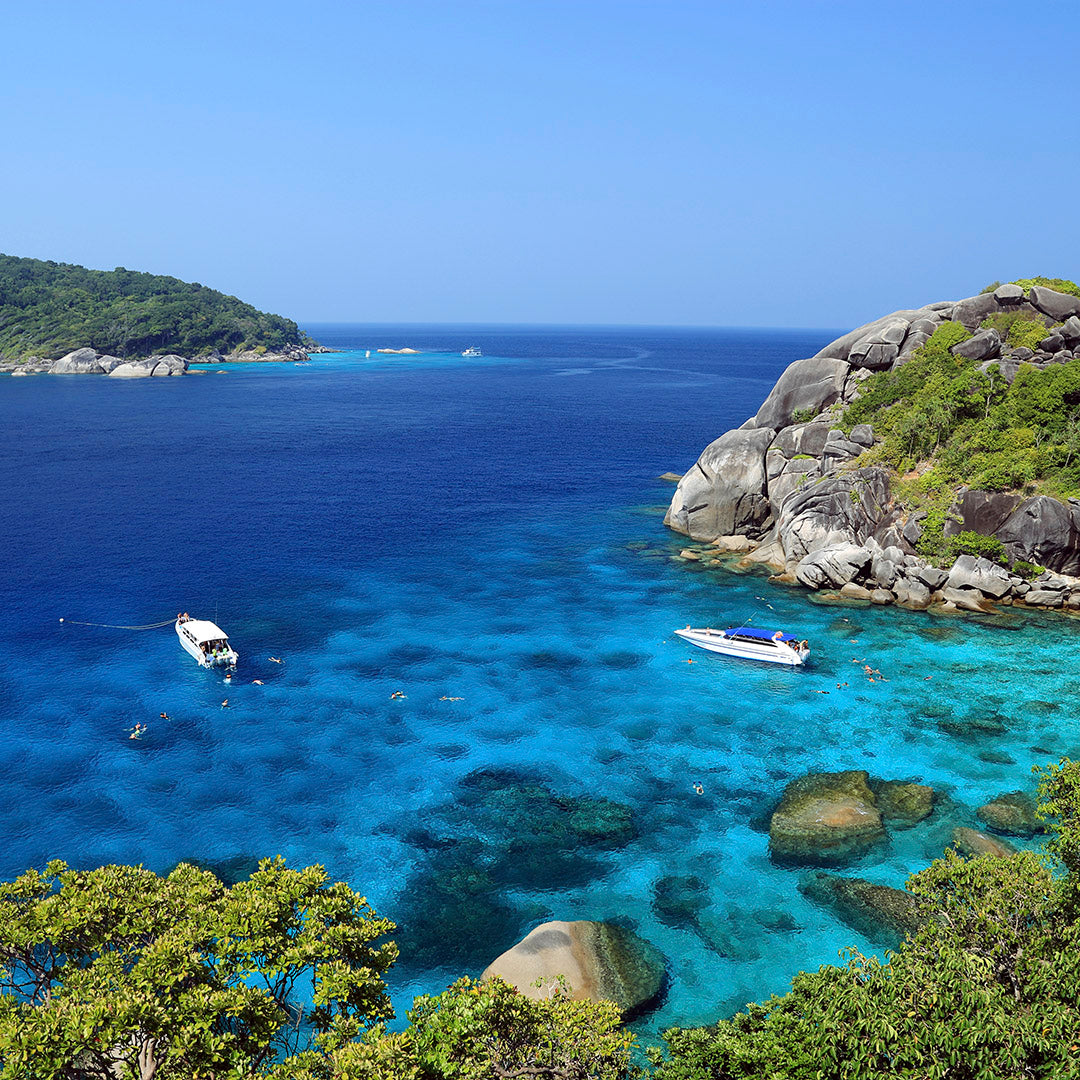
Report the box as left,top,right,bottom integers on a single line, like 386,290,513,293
59,617,176,630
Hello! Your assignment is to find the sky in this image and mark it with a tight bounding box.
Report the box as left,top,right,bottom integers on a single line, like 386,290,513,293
2,0,1078,328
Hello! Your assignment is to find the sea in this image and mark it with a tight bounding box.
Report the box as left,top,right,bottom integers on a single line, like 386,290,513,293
2,324,1077,1042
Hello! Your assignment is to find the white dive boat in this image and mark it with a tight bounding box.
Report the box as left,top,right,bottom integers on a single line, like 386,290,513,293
176,616,238,668
461,346,482,357
675,625,809,666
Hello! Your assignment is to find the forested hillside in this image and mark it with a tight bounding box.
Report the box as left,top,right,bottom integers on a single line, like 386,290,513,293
0,254,305,359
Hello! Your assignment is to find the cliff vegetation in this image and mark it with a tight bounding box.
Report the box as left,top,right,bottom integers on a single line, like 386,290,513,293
0,253,307,360
841,279,1080,562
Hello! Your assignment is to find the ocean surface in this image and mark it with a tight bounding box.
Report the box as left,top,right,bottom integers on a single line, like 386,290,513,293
2,324,1077,1042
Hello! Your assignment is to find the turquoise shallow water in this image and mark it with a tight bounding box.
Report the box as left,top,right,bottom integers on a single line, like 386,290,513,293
2,325,1077,1042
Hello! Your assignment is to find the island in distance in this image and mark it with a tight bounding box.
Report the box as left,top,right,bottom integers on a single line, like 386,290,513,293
0,252,332,376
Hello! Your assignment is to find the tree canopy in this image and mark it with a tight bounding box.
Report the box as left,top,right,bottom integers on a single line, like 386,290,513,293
0,253,306,360
5,761,1080,1078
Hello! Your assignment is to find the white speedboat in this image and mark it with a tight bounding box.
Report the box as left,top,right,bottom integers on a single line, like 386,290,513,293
461,346,482,357
176,616,238,668
675,625,809,666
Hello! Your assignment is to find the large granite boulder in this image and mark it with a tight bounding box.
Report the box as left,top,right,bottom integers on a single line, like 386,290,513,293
952,294,1000,330
795,543,871,588
769,770,885,864
993,283,1025,304
996,495,1080,575
665,427,775,541
776,468,892,563
976,792,1044,837
52,347,103,374
150,354,188,376
951,329,1001,362
800,873,923,945
945,555,1013,599
481,920,664,1013
108,360,156,378
1030,286,1080,322
749,357,850,430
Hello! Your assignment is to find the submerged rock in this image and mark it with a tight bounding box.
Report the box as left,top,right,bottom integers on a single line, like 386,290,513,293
800,872,923,945
769,770,885,864
872,780,935,825
976,791,1044,837
952,826,1018,859
482,920,664,1013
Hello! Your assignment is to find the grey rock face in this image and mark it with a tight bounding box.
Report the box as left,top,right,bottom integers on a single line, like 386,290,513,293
151,354,189,376
1060,315,1080,346
952,294,1000,329
665,427,776,541
997,495,1080,575
849,424,874,448
993,283,1025,303
795,543,872,588
914,565,948,590
769,421,831,458
946,555,1013,599
777,468,892,564
108,361,155,378
750,357,850,430
943,489,1020,538
52,348,104,374
1030,286,1080,321
951,329,1001,362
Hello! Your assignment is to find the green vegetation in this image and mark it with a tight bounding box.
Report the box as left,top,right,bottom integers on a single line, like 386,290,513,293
649,759,1080,1080
0,253,307,359
5,761,1080,1077
982,277,1080,299
841,319,1080,562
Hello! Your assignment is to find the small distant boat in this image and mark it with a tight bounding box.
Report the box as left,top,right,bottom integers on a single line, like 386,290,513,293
461,346,482,357
675,625,809,666
365,350,371,358
176,615,238,668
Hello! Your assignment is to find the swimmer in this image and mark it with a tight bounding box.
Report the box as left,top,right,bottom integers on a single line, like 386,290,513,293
390,691,406,700
439,696,464,701
224,671,233,682
269,657,283,664
686,658,695,664
693,782,704,795
159,712,169,720
252,679,264,685
221,699,229,709
128,724,146,740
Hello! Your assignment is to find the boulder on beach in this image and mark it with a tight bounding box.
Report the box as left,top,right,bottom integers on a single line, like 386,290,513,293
769,770,885,864
481,920,664,1013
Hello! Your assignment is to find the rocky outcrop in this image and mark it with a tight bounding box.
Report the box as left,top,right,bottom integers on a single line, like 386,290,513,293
769,771,885,865
481,920,664,1013
665,427,776,541
665,284,1080,615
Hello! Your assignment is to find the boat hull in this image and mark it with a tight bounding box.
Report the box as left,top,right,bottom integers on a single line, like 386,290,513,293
675,628,807,666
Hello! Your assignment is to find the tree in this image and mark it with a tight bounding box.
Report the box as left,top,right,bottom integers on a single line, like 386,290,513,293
650,760,1080,1079
0,857,397,1080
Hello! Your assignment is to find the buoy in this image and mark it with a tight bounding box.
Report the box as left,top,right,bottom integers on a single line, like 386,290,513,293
59,618,64,623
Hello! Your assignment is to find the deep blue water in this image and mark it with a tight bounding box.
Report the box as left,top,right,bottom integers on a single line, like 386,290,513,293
2,324,1077,1041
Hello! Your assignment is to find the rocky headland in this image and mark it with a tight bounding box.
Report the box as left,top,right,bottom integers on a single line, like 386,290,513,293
665,281,1080,614
0,343,324,378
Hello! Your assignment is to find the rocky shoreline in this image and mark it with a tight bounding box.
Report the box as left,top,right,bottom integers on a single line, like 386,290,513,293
665,284,1080,615
0,343,333,377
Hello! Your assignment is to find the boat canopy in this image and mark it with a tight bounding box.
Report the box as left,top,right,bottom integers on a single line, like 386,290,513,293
182,619,230,645
726,626,798,642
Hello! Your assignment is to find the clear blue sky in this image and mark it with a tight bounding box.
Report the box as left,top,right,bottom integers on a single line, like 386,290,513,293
3,1,1077,328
